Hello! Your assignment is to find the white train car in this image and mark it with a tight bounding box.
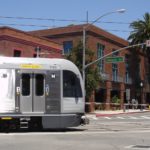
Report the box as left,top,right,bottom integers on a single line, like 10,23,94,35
0,57,88,130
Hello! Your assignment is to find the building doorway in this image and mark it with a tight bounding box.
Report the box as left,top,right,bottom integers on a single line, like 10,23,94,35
95,88,106,103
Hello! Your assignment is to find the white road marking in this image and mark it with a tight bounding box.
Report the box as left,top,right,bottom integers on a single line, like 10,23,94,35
116,117,125,119
92,117,98,120
128,116,138,119
92,115,150,120
125,144,150,149
141,116,150,119
104,117,111,120
87,116,98,120
1,129,150,136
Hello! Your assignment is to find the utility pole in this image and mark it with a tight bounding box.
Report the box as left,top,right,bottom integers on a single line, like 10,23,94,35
35,46,41,58
82,9,126,104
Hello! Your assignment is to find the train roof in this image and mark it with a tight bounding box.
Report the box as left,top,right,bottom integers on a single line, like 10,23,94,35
0,56,80,74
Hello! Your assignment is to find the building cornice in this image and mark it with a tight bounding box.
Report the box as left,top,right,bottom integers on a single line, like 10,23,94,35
29,24,129,47
0,35,62,53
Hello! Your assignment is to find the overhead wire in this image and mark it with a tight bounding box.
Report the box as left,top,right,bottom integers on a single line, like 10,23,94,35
0,23,50,27
0,15,131,33
0,15,131,24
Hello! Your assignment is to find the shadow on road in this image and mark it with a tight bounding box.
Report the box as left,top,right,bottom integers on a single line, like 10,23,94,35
0,127,86,134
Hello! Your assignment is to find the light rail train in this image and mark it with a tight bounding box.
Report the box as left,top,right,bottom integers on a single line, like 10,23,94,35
0,57,88,130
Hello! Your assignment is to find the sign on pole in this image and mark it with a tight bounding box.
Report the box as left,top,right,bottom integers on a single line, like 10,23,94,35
126,89,130,101
105,56,124,63
146,40,150,47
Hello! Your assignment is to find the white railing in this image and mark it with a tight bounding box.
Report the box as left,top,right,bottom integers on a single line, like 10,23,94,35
100,72,110,80
100,72,132,84
112,75,123,83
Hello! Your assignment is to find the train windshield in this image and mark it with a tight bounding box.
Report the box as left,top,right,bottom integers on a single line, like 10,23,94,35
63,70,82,97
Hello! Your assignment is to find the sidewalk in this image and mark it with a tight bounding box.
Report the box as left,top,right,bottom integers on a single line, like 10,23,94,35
87,109,150,117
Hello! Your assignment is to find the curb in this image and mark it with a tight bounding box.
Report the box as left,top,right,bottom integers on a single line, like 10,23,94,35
93,110,150,117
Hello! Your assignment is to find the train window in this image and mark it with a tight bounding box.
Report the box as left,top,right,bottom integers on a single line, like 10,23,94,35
22,74,30,96
35,74,44,96
63,70,82,97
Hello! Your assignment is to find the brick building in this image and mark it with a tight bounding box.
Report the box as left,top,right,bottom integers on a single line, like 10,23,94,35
0,26,62,58
30,24,150,111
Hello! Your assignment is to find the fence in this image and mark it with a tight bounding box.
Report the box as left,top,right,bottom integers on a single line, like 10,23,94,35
123,103,149,112
85,102,149,112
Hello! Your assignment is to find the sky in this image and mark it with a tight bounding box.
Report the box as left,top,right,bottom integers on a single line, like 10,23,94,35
0,0,150,40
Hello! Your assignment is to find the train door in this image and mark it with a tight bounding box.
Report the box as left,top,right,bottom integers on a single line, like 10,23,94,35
16,70,46,113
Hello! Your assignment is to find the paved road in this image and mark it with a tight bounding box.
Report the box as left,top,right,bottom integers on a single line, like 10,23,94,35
0,112,150,150
85,112,150,132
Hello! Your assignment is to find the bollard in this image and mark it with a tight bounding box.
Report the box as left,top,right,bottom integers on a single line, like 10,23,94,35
123,104,129,112
140,104,143,111
123,105,126,112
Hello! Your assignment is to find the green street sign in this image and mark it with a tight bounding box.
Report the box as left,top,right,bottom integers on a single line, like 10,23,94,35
105,56,124,63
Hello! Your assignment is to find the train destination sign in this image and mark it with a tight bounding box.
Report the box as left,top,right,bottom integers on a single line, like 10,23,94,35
105,56,124,63
20,64,42,69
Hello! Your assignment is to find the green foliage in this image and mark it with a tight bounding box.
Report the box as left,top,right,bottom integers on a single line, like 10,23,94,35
111,95,121,104
128,12,150,52
66,40,101,101
67,41,83,72
128,12,150,86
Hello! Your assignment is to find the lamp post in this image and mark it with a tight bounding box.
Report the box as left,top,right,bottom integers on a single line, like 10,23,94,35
82,9,126,103
140,81,144,111
35,46,41,58
140,81,144,104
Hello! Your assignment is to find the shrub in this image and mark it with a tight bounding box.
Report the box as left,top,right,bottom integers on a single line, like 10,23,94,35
111,95,121,104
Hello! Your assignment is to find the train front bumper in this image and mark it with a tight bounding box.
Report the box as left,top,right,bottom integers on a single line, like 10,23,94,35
81,115,90,125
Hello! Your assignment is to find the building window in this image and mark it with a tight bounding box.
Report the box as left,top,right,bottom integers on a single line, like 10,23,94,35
112,49,118,81
125,54,130,83
97,43,105,73
33,54,37,58
112,63,118,81
63,41,73,55
14,50,21,57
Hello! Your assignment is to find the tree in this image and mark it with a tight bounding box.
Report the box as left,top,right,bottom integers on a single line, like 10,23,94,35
66,40,101,101
128,12,150,99
128,12,150,72
128,12,150,51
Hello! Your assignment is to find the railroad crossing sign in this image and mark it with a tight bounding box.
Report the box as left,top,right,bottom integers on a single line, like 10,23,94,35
105,56,124,63
146,40,150,47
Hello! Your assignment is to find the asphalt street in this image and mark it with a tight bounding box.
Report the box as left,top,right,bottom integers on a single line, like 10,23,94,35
0,112,150,150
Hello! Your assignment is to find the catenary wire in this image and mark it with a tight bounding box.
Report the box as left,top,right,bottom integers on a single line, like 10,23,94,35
0,15,132,33
0,22,131,33
0,15,131,25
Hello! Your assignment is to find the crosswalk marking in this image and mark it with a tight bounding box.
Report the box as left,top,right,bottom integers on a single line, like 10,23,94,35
104,117,112,119
89,115,150,120
116,117,125,119
141,116,150,119
128,116,138,119
87,115,98,120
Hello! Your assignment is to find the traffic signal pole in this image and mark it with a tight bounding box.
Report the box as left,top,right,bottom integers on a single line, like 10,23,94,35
84,42,146,70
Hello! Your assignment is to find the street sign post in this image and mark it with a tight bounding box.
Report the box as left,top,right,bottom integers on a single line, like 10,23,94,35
105,56,124,63
126,89,130,101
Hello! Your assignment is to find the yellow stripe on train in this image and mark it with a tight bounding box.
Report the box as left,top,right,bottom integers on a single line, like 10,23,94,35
20,64,42,69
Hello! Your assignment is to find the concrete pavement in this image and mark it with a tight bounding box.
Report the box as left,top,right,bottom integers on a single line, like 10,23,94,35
86,109,150,117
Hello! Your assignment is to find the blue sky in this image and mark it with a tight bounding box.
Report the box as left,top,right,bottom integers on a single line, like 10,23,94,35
0,0,150,40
